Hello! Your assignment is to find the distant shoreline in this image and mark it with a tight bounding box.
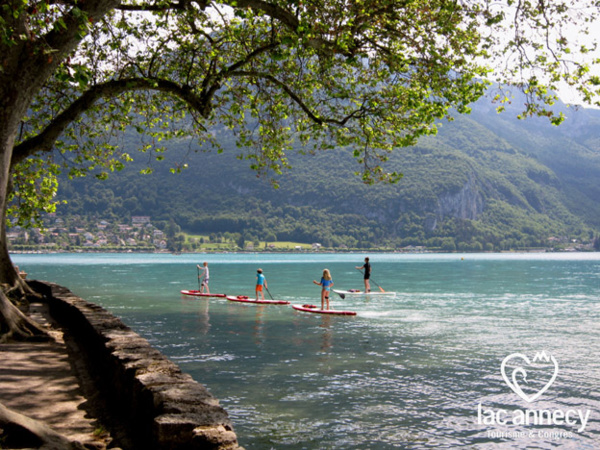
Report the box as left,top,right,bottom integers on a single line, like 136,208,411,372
10,248,596,255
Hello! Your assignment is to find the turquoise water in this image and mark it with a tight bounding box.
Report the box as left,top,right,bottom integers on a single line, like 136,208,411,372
13,252,600,449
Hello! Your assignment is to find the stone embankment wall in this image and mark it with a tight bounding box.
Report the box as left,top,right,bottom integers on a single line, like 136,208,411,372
30,280,242,450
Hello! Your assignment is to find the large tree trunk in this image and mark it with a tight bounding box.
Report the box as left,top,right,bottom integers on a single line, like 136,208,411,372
0,0,122,342
0,142,48,342
0,73,49,342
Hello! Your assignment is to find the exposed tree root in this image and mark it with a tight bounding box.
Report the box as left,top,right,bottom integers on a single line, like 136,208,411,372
0,401,90,449
0,285,49,343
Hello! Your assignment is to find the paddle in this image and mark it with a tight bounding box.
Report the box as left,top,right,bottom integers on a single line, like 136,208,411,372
265,286,275,301
357,268,385,292
335,290,345,299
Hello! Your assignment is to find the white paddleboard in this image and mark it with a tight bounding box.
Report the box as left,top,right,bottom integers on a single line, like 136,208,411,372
333,289,395,296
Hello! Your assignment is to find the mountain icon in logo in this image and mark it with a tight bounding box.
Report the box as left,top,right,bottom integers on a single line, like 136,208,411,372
501,351,559,403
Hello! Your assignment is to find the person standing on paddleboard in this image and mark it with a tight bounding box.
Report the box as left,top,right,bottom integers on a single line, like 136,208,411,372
256,268,268,301
356,257,371,293
197,262,210,294
313,269,334,310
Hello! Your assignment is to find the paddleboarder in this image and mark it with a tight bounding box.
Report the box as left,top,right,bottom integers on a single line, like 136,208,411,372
313,269,334,310
196,262,210,294
256,268,268,301
356,257,371,293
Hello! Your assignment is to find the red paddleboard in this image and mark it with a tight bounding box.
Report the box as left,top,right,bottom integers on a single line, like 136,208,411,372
226,295,290,305
292,304,357,316
180,290,226,298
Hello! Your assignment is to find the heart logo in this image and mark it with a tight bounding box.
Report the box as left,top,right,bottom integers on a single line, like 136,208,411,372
501,352,558,403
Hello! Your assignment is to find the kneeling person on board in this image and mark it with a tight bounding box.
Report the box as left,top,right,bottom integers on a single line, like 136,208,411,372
256,268,268,301
313,269,334,310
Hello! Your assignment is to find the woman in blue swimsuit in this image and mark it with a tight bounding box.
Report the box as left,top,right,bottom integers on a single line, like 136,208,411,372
313,269,334,310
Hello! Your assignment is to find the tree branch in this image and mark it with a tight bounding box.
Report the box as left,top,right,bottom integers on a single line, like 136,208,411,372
225,0,351,56
40,0,122,61
12,78,210,168
229,70,369,126
116,0,208,12
226,0,300,31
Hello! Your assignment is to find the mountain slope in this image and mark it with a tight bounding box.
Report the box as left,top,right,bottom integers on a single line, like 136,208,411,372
54,98,600,250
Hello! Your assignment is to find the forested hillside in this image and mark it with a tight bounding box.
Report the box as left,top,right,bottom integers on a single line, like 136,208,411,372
52,98,600,251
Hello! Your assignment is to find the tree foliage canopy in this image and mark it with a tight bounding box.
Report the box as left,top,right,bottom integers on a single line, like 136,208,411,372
3,0,600,228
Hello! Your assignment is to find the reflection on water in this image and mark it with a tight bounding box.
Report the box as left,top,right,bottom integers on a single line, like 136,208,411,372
13,253,600,449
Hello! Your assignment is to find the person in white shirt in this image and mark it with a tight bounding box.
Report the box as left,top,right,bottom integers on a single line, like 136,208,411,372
197,262,210,293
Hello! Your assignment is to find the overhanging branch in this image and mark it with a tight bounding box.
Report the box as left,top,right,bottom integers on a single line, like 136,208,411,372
12,78,210,168
229,70,370,126
117,0,208,11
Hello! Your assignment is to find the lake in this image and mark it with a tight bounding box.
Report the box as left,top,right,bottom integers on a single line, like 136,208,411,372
12,252,600,449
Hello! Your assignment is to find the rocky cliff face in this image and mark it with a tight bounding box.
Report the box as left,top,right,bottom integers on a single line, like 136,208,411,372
434,173,484,224
386,173,486,234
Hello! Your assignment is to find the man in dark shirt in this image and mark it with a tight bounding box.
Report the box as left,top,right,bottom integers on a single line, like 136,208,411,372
356,257,371,293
